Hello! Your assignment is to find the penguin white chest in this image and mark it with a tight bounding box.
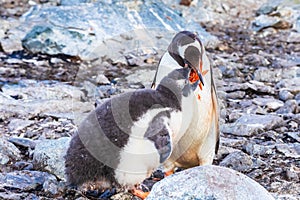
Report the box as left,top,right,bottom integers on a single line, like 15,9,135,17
114,108,167,186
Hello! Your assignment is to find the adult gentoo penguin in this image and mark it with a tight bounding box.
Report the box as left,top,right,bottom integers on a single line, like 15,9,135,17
152,31,220,171
64,65,202,196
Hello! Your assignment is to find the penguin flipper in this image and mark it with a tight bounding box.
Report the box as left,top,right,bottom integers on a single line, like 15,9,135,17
144,117,173,163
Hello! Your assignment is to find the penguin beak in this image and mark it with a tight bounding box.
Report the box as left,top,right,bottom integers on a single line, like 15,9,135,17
184,59,204,86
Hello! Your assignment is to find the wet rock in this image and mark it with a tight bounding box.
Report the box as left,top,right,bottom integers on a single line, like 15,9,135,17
33,137,70,180
147,165,274,200
0,138,21,165
276,143,300,158
222,114,283,136
219,151,253,172
8,119,35,132
253,97,284,111
278,89,294,101
0,170,58,192
21,1,217,61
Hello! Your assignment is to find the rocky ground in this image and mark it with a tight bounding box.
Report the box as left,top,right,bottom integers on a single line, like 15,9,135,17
0,0,299,200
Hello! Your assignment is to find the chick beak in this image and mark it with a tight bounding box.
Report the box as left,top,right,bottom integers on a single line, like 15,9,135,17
184,59,204,86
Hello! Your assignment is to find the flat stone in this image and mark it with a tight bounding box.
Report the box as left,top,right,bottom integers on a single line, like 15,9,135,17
0,137,21,165
276,78,300,94
287,31,300,43
219,151,253,172
8,137,36,149
2,80,85,101
244,143,275,156
256,0,282,15
251,15,281,32
222,114,283,136
253,68,282,83
33,137,71,180
0,170,57,192
276,143,300,158
287,132,300,142
147,165,274,200
279,89,294,101
8,119,35,132
253,97,284,111
276,100,298,114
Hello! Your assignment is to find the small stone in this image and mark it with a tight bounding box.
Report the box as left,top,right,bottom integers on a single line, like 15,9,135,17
8,119,35,132
279,89,294,101
8,137,36,149
253,68,282,83
226,91,246,99
276,78,300,94
287,31,300,43
33,137,71,180
253,97,284,111
0,137,21,164
95,74,110,85
256,0,281,15
276,143,300,158
244,143,274,156
0,170,58,192
0,152,10,165
276,100,298,114
222,114,283,136
287,132,300,142
285,167,299,182
219,151,253,172
251,15,281,32
14,161,34,170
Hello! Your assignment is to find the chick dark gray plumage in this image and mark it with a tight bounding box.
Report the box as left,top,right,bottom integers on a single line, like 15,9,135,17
64,67,201,189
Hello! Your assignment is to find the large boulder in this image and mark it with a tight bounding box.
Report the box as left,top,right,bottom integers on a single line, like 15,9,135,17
147,165,274,200
21,0,218,61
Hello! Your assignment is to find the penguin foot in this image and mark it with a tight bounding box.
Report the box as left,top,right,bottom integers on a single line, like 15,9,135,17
164,170,174,176
131,188,150,200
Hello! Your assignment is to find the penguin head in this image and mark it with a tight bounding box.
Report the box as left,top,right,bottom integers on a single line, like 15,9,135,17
159,66,201,98
152,31,204,88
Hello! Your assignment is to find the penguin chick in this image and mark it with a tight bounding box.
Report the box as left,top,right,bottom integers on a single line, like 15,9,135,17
64,66,201,192
151,31,220,171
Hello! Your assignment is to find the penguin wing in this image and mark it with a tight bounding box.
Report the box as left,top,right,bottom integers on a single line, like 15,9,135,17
144,115,173,163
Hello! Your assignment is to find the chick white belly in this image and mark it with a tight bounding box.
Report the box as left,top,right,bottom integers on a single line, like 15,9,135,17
114,108,167,186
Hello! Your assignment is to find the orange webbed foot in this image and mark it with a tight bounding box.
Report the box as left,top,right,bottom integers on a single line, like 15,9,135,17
131,188,150,199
